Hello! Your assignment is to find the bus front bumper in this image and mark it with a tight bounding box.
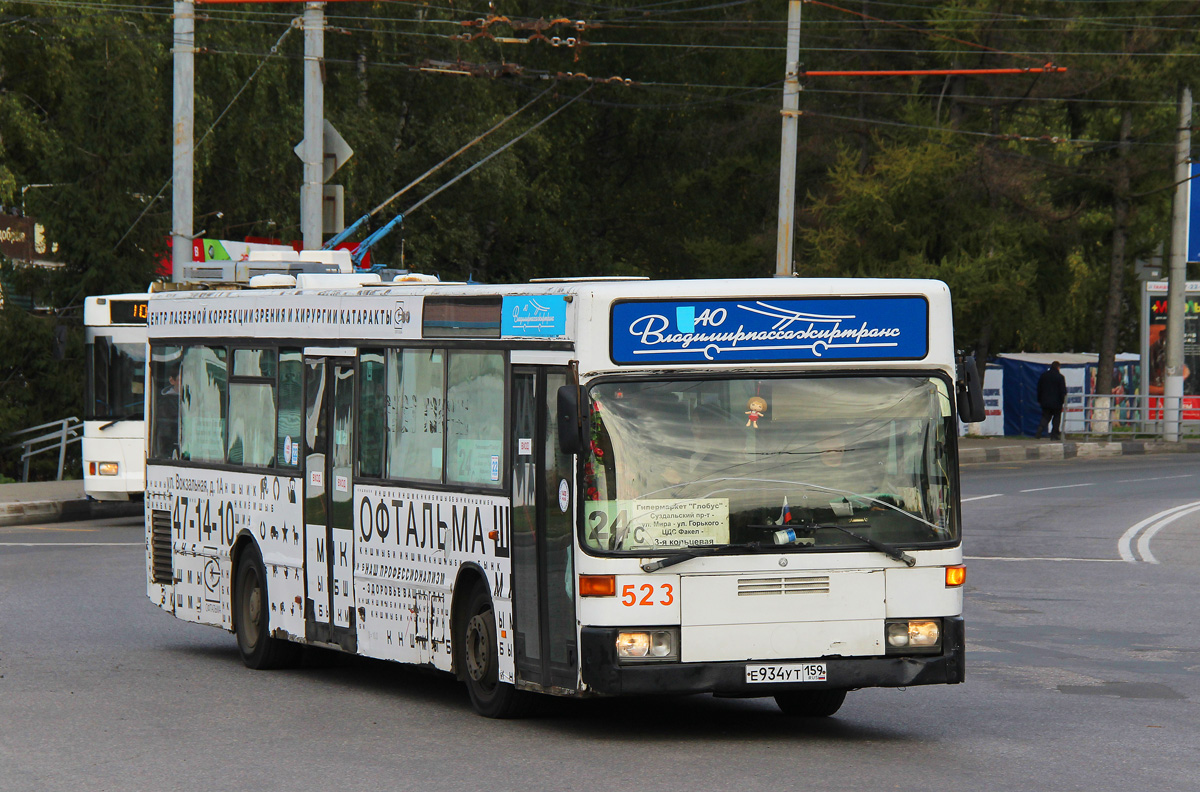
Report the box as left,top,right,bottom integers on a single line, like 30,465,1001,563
579,616,964,697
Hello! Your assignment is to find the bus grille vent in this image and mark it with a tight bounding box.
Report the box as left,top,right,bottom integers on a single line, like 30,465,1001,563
150,509,173,585
737,575,830,596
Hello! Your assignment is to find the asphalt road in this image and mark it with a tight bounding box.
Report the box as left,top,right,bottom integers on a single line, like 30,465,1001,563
1,455,1198,792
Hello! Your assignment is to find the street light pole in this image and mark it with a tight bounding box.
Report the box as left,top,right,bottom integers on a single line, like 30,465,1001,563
301,2,325,250
171,0,195,283
19,184,66,216
1165,85,1191,442
774,0,802,277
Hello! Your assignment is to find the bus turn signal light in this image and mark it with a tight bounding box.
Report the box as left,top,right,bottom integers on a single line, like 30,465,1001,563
945,565,966,587
579,574,616,597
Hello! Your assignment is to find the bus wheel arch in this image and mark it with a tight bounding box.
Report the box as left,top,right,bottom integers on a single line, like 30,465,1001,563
450,568,529,718
228,531,258,635
231,535,299,670
450,564,488,681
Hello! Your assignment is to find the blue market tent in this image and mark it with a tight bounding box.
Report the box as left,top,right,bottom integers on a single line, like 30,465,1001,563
995,353,1139,436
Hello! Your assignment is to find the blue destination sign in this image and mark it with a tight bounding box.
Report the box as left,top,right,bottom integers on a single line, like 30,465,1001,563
611,297,928,364
501,295,568,337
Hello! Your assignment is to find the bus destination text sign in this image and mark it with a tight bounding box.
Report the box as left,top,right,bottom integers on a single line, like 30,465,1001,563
610,297,928,364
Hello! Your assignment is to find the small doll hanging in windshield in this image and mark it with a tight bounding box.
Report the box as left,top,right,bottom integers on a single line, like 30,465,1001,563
745,396,767,428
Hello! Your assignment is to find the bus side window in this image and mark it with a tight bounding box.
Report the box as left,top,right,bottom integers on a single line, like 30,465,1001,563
386,348,444,484
357,350,386,477
228,385,275,466
150,344,182,459
179,345,227,463
277,350,303,468
445,350,505,487
226,349,277,468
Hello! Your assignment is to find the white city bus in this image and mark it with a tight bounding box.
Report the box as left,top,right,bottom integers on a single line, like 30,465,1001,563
84,292,149,500
144,274,982,718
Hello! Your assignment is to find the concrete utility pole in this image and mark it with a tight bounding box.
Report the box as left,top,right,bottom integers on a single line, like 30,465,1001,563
171,0,195,283
301,2,326,250
774,0,802,277
1165,85,1191,442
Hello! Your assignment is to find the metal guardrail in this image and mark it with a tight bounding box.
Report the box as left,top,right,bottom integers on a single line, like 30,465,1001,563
1066,394,1200,440
4,417,82,482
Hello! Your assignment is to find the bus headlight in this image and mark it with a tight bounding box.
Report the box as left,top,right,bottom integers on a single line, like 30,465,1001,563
885,619,942,653
616,628,679,662
98,462,120,476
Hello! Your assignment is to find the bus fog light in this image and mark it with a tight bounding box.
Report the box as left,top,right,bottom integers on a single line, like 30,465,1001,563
885,622,910,647
616,628,679,662
98,462,119,476
650,630,675,658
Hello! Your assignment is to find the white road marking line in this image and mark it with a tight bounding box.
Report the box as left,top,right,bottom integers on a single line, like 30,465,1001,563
1118,501,1200,563
1115,474,1194,484
961,494,1004,503
964,555,1122,563
1136,503,1200,565
1018,483,1096,493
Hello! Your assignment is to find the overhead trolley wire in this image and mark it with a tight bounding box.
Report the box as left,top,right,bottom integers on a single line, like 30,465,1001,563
804,0,1050,65
400,86,594,219
111,21,296,253
368,82,561,217
326,84,594,262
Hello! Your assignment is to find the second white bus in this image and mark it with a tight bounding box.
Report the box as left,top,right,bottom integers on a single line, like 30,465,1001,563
84,292,149,501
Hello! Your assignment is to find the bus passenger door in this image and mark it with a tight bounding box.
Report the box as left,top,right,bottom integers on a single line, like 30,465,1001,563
511,367,578,692
303,355,357,652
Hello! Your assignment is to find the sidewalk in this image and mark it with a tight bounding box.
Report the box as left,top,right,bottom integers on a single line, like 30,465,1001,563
3,436,1199,527
0,480,141,527
958,434,1200,465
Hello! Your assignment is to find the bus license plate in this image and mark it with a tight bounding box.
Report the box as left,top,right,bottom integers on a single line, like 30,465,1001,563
745,663,827,684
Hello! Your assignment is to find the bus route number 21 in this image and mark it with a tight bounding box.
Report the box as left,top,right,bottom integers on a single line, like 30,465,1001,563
621,582,674,607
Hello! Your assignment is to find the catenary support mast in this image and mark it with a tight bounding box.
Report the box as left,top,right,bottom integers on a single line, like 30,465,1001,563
301,2,325,249
1165,85,1191,442
171,0,195,282
774,0,802,277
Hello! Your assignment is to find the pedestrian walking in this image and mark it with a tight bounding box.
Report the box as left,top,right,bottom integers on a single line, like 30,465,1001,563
1035,361,1067,440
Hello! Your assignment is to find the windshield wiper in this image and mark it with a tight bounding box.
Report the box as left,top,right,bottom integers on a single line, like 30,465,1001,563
642,542,765,572
782,523,916,567
98,413,140,430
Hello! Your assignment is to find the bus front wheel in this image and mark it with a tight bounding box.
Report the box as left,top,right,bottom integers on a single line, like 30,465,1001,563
234,545,300,670
458,585,529,718
774,689,847,717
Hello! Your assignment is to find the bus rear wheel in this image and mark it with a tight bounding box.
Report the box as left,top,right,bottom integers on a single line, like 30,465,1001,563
458,585,529,719
234,545,300,670
774,689,847,718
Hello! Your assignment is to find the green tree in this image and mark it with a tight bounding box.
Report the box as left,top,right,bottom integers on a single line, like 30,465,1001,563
0,1,169,461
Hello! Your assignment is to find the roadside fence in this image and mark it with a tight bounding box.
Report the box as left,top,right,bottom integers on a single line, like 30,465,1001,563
4,417,82,482
1065,394,1200,440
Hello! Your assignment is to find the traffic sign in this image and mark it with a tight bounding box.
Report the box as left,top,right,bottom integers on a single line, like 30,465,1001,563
293,120,353,183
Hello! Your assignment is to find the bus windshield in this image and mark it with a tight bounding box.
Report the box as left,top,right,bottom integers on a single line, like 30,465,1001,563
85,337,146,422
582,375,957,555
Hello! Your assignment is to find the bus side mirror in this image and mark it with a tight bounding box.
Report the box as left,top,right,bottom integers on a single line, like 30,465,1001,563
957,356,986,423
557,384,587,455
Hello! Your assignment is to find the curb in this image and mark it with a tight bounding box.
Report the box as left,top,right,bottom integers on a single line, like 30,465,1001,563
960,440,1200,466
0,498,142,528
